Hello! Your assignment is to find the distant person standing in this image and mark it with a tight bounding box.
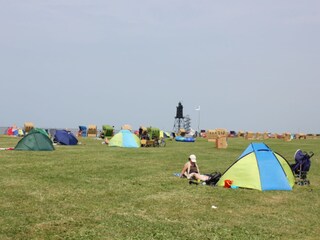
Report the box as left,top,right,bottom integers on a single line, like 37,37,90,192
139,126,143,138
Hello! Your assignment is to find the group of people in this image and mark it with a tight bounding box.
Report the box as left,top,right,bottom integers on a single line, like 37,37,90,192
179,154,211,181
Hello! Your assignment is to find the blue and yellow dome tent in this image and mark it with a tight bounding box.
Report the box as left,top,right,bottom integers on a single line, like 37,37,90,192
217,142,295,191
109,129,141,148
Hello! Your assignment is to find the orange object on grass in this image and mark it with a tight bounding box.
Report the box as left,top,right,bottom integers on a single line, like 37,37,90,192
224,179,233,188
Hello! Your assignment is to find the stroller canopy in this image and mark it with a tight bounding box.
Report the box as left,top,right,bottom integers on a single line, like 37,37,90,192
292,149,311,172
217,142,295,191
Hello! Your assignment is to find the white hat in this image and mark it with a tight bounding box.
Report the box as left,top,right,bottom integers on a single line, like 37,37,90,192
189,154,196,162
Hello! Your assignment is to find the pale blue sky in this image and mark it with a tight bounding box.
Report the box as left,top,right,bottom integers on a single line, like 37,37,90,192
1,0,319,133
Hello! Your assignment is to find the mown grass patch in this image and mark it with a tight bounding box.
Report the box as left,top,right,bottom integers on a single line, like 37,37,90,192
0,135,320,239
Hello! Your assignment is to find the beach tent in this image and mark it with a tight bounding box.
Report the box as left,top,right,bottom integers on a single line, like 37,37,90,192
109,129,140,148
18,129,24,136
102,125,114,137
54,130,78,145
78,126,87,137
15,128,54,151
147,127,160,139
6,127,14,136
6,125,19,136
160,130,171,138
217,142,295,191
121,124,132,131
87,125,97,137
49,129,57,138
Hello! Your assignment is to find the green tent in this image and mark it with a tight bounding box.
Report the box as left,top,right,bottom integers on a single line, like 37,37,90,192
15,128,54,151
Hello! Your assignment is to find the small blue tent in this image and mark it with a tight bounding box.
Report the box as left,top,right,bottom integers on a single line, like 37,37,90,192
54,130,78,145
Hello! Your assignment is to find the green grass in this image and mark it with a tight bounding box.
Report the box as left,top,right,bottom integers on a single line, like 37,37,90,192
1,135,320,240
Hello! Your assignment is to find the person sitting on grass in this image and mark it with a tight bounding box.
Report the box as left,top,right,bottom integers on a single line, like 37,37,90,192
180,154,200,179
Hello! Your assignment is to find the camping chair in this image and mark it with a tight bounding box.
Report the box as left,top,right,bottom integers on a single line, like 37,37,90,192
291,150,313,185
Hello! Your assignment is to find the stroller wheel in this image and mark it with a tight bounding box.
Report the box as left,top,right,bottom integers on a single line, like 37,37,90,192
304,180,310,185
297,181,303,186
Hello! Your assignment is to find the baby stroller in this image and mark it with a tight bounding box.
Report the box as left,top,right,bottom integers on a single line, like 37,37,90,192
291,149,313,185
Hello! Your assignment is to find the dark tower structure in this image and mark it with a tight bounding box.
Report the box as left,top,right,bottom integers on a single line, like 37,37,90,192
184,115,191,132
173,102,185,133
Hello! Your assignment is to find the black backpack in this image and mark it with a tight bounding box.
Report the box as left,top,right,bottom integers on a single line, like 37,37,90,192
189,172,222,186
205,172,222,186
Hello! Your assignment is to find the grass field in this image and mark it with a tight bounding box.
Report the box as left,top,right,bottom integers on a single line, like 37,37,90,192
1,135,320,240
